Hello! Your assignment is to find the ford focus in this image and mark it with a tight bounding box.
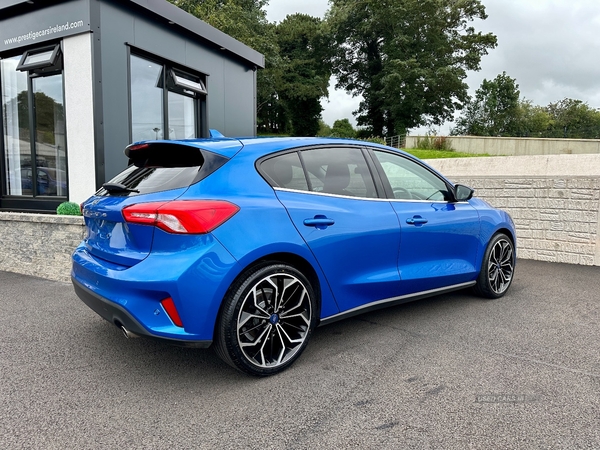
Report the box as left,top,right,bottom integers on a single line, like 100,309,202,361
72,136,516,376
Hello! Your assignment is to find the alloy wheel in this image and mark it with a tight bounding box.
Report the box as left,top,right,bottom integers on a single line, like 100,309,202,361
487,238,514,295
236,273,312,369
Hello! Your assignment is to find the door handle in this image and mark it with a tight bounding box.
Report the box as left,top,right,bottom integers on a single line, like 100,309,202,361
406,215,428,226
303,215,335,230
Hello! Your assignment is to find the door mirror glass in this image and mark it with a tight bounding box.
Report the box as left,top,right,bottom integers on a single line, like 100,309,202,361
454,184,474,201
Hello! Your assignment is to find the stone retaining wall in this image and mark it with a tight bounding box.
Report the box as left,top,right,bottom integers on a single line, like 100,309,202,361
428,154,600,266
0,212,84,282
441,177,600,265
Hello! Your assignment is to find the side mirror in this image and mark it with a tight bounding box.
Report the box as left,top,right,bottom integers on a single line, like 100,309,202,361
454,184,474,202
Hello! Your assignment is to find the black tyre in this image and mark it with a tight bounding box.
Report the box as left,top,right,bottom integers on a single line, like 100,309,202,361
473,233,515,299
214,263,318,376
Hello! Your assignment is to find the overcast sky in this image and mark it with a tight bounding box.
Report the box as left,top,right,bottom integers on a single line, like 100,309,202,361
264,0,600,135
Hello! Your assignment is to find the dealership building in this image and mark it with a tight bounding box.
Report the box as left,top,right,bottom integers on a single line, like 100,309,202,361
0,0,264,212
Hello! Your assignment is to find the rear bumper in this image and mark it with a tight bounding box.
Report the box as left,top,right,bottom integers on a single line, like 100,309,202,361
72,277,212,348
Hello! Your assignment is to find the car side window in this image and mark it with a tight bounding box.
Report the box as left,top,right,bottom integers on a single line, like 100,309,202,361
260,152,309,191
301,147,377,198
373,150,449,201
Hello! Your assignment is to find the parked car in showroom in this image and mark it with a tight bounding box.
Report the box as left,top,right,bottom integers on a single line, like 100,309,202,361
72,135,516,376
21,166,67,196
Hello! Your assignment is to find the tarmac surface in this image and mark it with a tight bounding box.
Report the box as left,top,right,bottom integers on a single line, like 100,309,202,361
0,259,599,449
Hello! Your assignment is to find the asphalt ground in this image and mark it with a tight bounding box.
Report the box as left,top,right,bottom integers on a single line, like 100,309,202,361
0,259,599,449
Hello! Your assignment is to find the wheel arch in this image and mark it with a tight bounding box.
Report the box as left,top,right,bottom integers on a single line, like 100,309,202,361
213,252,325,342
495,227,516,247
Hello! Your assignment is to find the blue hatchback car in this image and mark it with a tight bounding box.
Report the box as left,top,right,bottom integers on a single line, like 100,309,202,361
72,136,516,376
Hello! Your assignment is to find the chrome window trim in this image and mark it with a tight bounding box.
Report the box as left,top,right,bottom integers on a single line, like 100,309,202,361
273,186,471,204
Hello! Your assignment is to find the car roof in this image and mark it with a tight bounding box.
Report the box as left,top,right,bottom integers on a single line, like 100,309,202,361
145,136,410,160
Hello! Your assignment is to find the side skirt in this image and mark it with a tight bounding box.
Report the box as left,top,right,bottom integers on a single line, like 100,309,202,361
318,281,476,326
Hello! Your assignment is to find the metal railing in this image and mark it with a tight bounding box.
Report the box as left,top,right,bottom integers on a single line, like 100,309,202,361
384,135,406,148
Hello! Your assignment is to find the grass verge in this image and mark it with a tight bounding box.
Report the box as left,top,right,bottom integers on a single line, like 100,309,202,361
405,149,490,159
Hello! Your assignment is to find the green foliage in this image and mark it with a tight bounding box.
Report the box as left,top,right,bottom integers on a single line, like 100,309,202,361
169,2,333,136
359,136,386,145
452,72,520,136
453,81,600,138
544,98,600,139
56,201,81,216
517,100,552,137
316,119,332,136
330,118,356,138
406,149,489,159
168,0,283,132
274,14,332,136
414,134,454,151
327,0,497,137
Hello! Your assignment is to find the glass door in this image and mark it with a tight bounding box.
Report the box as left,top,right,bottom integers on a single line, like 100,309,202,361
32,74,67,196
1,55,30,196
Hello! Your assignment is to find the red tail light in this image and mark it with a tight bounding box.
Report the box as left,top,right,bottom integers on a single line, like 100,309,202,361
161,297,183,327
122,200,239,234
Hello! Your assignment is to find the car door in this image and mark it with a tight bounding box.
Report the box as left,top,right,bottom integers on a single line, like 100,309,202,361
370,149,481,294
260,146,403,313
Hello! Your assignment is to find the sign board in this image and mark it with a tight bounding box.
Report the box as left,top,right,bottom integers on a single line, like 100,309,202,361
0,0,91,52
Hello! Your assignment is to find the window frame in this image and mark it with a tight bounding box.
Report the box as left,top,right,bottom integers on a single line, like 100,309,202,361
16,43,62,72
127,48,208,143
256,145,386,200
256,145,462,204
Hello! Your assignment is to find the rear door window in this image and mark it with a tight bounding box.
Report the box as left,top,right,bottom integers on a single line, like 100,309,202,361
301,147,377,198
260,152,309,191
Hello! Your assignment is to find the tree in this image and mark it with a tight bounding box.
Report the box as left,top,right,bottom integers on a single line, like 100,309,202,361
330,118,356,138
274,14,332,136
168,2,332,136
168,0,281,131
545,98,600,139
452,72,521,136
517,100,551,137
327,0,497,137
316,119,332,136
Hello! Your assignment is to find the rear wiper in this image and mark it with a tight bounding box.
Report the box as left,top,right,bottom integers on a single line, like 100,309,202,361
102,182,140,193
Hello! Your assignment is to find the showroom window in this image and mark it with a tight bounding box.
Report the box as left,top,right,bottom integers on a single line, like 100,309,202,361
1,42,67,207
129,53,207,143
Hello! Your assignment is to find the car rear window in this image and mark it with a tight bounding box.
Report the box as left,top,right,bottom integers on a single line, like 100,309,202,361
97,142,224,196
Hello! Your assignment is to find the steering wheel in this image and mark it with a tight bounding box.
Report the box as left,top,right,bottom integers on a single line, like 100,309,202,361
393,187,413,200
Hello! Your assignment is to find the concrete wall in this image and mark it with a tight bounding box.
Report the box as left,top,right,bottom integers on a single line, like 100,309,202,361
427,154,600,266
0,212,84,282
406,136,600,156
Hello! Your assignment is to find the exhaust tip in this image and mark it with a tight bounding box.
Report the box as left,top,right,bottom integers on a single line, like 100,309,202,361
119,324,139,339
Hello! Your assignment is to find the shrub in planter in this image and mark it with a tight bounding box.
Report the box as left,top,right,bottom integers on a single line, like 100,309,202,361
56,201,82,216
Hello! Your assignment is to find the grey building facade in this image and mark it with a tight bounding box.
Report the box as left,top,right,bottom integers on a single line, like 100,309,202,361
0,0,264,212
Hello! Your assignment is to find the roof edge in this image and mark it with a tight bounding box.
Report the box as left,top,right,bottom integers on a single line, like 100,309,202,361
128,0,265,68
